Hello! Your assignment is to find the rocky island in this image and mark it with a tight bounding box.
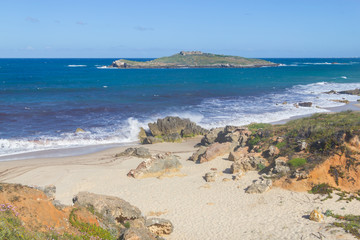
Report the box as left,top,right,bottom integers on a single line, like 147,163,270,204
109,51,278,69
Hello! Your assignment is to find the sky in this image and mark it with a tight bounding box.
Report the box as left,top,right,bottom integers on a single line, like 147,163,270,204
1,0,359,58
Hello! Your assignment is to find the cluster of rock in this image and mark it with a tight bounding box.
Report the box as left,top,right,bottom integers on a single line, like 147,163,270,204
73,191,174,239
127,152,182,179
325,88,360,96
140,116,208,144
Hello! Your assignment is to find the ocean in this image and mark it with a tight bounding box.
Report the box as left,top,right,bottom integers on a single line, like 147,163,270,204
0,58,359,158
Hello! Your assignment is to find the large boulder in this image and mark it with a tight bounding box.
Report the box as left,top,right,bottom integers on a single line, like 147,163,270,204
245,178,272,194
127,153,182,178
148,116,208,138
115,147,151,159
141,137,164,144
228,147,249,161
200,128,224,146
73,192,142,224
200,126,251,148
189,146,207,162
272,157,290,175
198,142,232,163
145,218,174,236
230,153,266,173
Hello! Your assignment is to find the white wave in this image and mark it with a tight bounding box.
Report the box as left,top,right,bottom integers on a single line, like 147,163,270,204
341,76,347,79
68,65,87,67
0,117,147,158
97,66,109,69
303,62,332,65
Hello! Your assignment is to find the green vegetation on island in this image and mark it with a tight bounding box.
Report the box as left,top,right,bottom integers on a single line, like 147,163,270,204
110,51,277,68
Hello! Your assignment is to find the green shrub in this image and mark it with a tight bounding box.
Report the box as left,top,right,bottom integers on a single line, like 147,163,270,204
309,183,333,195
288,158,307,168
69,208,114,240
275,141,286,149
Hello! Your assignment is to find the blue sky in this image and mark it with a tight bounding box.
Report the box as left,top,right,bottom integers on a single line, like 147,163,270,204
1,0,359,58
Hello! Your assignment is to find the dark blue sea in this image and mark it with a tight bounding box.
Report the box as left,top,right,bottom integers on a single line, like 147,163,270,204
0,58,360,157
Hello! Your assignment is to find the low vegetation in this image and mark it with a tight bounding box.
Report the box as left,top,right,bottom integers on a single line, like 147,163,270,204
325,210,360,239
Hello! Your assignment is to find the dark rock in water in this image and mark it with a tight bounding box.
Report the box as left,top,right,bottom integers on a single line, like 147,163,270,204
73,191,143,224
127,153,182,178
324,90,337,94
115,147,151,158
298,102,312,107
145,218,174,236
338,88,360,96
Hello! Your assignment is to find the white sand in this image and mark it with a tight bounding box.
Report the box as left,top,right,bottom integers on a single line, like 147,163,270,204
0,137,358,240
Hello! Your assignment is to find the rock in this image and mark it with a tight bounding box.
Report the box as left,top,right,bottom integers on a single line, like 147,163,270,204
199,142,232,163
73,192,142,224
116,147,151,158
145,218,174,236
349,135,360,148
331,99,349,104
245,178,272,194
189,146,207,162
162,133,181,142
309,209,324,222
299,141,307,151
127,153,182,179
204,172,217,182
291,170,309,180
233,154,266,172
338,88,360,96
200,128,224,146
138,127,147,142
75,128,85,133
268,145,280,156
120,227,157,240
273,157,290,175
324,90,337,94
36,184,56,200
142,137,164,144
233,171,244,180
228,147,248,161
298,102,312,107
148,116,208,139
222,178,231,182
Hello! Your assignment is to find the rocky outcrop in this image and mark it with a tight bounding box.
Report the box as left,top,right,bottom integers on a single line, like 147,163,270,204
201,126,251,147
338,88,360,96
127,153,182,178
73,192,143,224
245,178,272,194
145,218,174,236
115,147,151,158
198,142,232,163
141,116,208,144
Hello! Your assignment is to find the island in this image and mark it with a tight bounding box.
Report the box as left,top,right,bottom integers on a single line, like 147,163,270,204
109,51,278,69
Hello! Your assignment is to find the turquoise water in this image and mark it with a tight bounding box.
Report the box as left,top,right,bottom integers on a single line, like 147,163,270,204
0,58,359,156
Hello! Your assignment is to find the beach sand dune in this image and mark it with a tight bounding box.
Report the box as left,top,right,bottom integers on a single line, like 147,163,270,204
0,137,358,239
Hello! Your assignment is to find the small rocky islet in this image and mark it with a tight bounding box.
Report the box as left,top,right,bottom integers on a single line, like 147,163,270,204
109,51,278,69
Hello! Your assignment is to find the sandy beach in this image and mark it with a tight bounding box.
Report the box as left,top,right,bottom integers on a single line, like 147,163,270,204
1,131,360,239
